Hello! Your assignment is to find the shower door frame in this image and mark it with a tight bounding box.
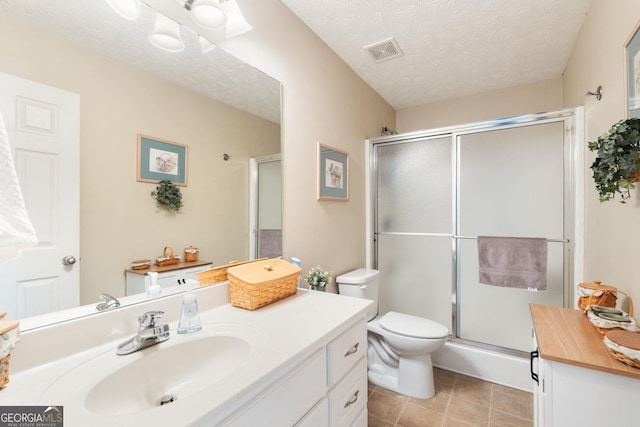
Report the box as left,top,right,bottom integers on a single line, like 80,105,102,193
366,108,585,356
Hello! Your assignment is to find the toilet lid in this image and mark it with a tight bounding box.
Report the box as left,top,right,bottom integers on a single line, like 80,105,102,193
379,311,449,339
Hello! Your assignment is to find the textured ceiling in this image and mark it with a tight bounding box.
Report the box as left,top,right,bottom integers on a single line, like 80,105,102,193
280,0,593,110
0,0,281,123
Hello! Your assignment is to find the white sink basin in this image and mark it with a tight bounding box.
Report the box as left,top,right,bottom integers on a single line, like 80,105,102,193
38,322,266,417
86,335,250,415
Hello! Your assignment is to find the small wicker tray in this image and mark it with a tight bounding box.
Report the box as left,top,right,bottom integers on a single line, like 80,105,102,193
156,246,180,266
227,258,301,310
197,258,268,286
587,299,637,335
130,259,151,270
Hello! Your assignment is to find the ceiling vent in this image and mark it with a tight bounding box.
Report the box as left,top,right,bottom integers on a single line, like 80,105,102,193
363,37,404,63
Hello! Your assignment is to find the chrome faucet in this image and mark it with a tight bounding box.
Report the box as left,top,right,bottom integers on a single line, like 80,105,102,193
117,311,170,355
96,293,121,311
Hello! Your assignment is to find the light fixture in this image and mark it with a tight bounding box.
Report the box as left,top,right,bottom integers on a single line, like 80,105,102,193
190,0,227,30
199,35,217,53
219,0,252,38
106,0,141,20
176,0,251,38
149,12,185,52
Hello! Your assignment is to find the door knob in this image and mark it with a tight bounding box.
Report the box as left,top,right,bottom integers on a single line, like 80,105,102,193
62,255,77,266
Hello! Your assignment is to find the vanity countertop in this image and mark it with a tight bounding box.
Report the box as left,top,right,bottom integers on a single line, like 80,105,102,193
530,303,640,380
0,284,372,426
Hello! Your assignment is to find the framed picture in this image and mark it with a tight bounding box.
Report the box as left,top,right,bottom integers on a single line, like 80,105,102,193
317,142,349,201
625,20,640,118
137,134,188,186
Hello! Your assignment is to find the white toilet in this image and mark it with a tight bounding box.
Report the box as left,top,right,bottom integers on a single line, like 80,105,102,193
336,268,449,399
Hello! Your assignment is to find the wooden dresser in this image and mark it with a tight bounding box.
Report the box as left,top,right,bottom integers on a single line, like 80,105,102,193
530,304,640,426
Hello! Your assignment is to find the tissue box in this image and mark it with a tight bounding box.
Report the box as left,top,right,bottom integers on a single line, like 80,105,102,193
227,258,301,310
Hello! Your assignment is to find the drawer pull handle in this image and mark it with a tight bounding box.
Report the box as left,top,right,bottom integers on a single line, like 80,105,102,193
530,350,539,385
344,342,359,357
344,390,359,408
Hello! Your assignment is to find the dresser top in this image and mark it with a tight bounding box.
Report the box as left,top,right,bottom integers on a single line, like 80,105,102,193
125,260,212,275
530,304,640,380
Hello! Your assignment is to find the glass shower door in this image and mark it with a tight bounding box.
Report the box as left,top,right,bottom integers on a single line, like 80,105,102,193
375,136,453,331
456,121,567,352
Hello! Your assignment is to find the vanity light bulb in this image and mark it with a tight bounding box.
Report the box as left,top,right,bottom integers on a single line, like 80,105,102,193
190,0,227,30
106,0,141,20
219,0,252,38
149,13,185,52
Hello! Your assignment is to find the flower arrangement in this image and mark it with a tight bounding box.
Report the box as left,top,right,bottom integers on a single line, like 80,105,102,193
304,265,332,289
151,180,183,212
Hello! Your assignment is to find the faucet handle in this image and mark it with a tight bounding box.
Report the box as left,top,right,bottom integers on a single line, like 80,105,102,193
139,311,165,328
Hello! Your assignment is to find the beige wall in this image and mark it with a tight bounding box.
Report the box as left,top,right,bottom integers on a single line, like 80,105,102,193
564,0,640,307
0,17,280,304
397,78,563,132
223,0,396,292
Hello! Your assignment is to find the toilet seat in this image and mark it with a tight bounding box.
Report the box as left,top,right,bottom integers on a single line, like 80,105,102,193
379,311,449,339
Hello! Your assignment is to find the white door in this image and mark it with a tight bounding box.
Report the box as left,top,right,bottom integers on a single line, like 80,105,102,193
0,72,80,319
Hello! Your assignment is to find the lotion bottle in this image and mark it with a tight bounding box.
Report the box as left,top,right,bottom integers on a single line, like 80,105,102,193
147,272,161,299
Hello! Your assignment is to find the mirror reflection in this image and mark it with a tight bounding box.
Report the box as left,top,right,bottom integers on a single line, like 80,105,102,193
0,0,282,326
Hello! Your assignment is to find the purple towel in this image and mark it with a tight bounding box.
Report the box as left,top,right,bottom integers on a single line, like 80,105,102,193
477,236,547,290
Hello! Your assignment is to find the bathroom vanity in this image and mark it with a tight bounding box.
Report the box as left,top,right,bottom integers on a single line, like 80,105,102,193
0,283,372,426
124,260,212,295
530,304,640,426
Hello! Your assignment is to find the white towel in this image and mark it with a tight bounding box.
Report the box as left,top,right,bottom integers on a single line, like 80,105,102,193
0,113,37,263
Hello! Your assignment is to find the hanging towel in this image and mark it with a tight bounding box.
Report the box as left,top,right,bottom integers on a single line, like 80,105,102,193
0,113,38,263
477,236,547,290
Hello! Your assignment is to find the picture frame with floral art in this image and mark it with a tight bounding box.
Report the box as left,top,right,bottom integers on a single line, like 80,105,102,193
137,134,188,186
317,142,349,201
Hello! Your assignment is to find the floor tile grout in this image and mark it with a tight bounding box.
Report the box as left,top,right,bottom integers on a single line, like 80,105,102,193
367,368,533,427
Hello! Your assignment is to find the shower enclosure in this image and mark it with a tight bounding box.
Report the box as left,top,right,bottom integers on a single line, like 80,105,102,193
249,154,282,259
367,109,583,359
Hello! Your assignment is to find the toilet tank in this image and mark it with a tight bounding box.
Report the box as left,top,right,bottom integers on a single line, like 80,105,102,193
336,268,379,320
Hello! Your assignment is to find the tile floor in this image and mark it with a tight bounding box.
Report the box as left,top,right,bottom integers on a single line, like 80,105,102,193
367,368,533,427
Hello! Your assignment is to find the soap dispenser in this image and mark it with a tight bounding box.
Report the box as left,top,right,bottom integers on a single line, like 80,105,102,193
178,279,202,334
147,272,161,299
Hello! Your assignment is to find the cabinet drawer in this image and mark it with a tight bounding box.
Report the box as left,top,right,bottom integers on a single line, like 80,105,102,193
327,321,367,387
223,349,327,427
328,357,367,427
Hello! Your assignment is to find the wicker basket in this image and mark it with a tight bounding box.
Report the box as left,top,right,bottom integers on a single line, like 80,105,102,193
184,246,198,262
604,330,640,369
577,280,618,311
227,258,301,310
0,354,9,388
156,246,180,267
130,259,151,270
197,258,268,286
587,292,635,335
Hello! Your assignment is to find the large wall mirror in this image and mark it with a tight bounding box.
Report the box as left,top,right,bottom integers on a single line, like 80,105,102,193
0,0,282,328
